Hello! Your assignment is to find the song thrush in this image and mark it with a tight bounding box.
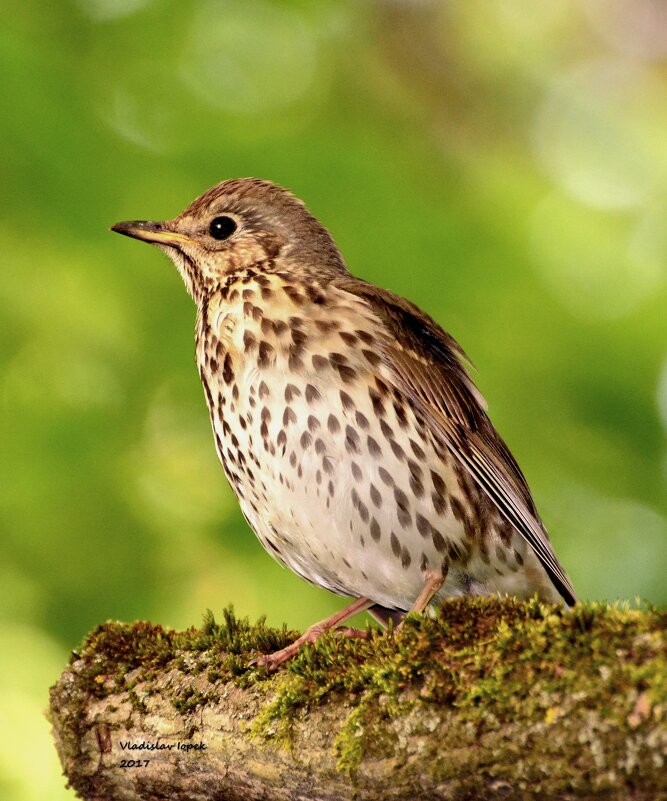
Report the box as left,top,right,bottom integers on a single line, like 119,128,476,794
112,178,576,669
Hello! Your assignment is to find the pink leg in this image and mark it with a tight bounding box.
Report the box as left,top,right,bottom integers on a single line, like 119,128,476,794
410,571,446,613
252,596,374,671
396,569,447,630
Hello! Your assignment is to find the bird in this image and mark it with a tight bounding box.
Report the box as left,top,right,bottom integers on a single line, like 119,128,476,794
112,178,576,669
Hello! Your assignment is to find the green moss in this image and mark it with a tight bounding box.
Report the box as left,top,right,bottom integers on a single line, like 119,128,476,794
64,598,666,778
172,688,220,714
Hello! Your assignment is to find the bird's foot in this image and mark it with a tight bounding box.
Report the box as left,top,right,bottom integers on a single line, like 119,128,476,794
250,623,369,671
249,597,373,672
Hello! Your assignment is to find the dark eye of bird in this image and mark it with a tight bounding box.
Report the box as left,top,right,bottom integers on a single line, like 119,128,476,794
209,216,237,240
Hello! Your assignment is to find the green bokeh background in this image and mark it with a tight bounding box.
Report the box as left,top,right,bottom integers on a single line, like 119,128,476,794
1,2,666,798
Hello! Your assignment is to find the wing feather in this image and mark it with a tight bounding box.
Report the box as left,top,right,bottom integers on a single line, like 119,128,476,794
335,277,577,606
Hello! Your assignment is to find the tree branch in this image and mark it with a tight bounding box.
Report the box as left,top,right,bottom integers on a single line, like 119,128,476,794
49,598,665,801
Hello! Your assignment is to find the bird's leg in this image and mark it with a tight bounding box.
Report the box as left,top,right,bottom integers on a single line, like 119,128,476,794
396,569,448,631
411,570,447,613
252,596,374,671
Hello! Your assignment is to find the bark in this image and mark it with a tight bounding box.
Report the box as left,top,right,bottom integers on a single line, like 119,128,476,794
49,598,666,801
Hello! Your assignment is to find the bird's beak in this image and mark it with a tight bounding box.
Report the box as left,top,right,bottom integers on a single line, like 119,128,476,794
110,220,194,249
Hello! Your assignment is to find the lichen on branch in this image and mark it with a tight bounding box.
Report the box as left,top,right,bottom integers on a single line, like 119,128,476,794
50,598,666,801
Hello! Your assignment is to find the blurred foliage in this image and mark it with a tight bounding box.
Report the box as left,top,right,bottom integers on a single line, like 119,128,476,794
1,1,666,798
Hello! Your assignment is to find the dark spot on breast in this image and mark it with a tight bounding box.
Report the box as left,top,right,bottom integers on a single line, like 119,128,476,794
351,461,362,481
380,419,394,440
306,384,321,403
432,529,446,553
390,440,405,461
337,364,357,383
498,521,513,546
340,390,354,411
277,429,287,447
367,436,382,458
288,354,305,371
312,354,329,370
285,383,301,402
307,415,320,432
410,439,426,460
375,377,390,396
345,426,360,454
432,490,447,516
328,480,335,497
327,414,340,434
300,431,312,449
514,549,524,566
378,467,394,486
358,501,369,523
305,285,325,304
370,484,382,508
243,302,263,321
289,451,297,467
258,381,269,399
429,470,445,493
370,518,381,542
479,538,491,564
222,354,234,384
355,411,369,430
292,328,308,348
410,476,424,498
283,285,305,305
362,349,382,367
416,513,430,538
495,544,508,563
393,401,408,429
338,331,357,346
369,388,385,417
394,487,409,511
258,341,274,368
261,406,271,423
283,407,296,426
242,288,254,300
390,532,401,558
450,496,465,522
355,329,374,345
243,331,257,353
315,319,337,333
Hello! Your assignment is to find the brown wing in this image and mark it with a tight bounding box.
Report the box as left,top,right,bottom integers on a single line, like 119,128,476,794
334,276,577,606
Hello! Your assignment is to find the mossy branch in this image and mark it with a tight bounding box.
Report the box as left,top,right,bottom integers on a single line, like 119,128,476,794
50,598,665,801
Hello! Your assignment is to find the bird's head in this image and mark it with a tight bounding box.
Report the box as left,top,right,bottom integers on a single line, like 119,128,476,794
111,178,346,303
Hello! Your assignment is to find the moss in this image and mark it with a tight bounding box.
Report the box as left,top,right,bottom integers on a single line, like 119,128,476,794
172,687,220,714
62,598,665,779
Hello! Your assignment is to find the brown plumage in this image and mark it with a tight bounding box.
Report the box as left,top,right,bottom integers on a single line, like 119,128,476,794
112,178,576,669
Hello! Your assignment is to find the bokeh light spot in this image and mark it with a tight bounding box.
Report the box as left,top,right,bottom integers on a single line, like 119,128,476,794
530,192,665,319
533,59,666,210
180,1,319,115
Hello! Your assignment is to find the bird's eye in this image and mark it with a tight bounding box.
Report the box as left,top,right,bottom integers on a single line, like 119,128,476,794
209,216,237,240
